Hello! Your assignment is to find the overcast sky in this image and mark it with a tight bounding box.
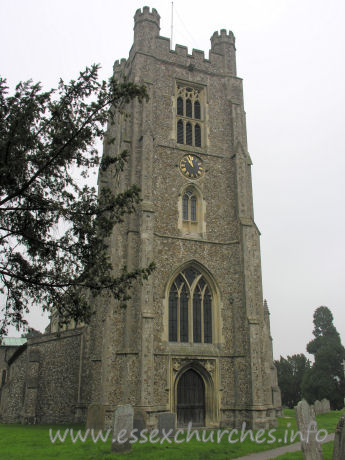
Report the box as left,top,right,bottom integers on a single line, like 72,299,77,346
1,0,344,360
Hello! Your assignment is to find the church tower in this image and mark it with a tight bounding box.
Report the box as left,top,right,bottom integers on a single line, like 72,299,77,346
83,6,281,429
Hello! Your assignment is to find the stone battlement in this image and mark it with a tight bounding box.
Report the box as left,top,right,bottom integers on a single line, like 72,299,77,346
113,58,127,73
117,6,237,76
134,6,160,26
211,29,235,46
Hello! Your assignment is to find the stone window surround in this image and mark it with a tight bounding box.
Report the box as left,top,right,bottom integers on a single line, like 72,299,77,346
175,81,206,149
178,183,206,237
162,261,221,346
168,269,212,343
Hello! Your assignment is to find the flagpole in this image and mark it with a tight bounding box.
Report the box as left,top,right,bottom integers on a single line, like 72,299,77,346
171,2,174,49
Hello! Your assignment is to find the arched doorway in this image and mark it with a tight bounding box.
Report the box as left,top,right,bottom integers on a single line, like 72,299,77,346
177,369,205,426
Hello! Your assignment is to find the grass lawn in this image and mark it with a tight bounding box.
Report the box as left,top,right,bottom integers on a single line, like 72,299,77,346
274,441,334,460
0,409,343,459
273,409,343,460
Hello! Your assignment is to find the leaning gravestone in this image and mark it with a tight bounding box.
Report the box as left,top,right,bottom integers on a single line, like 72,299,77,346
314,400,322,416
320,399,330,414
86,403,105,431
332,414,345,460
295,399,324,460
157,412,176,438
111,404,134,453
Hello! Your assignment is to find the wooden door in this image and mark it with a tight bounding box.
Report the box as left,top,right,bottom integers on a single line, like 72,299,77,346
177,369,205,426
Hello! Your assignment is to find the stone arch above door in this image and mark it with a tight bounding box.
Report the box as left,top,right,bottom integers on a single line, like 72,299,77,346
171,359,218,427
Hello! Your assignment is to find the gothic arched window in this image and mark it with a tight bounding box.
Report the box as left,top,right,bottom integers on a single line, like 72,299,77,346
169,284,178,341
176,84,204,148
186,122,193,145
182,193,189,220
177,97,184,116
204,287,212,343
190,196,197,221
180,186,204,235
186,98,192,118
182,190,197,222
168,267,213,343
194,100,201,119
177,120,184,144
195,124,201,147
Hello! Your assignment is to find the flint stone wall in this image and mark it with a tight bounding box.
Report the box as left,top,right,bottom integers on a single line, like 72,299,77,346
0,347,27,423
0,330,83,424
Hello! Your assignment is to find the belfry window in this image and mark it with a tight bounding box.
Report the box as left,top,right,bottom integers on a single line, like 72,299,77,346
194,100,201,119
176,84,204,148
186,123,193,145
195,124,201,147
177,120,184,144
177,97,183,116
168,267,213,343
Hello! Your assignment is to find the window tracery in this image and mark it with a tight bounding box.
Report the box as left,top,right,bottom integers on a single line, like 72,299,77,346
182,190,197,222
180,186,203,234
176,84,204,148
168,267,213,343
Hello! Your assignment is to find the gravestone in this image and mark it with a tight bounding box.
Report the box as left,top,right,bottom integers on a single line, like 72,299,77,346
86,403,105,431
157,412,176,438
320,399,330,414
111,404,134,453
295,399,324,460
332,414,345,460
133,411,146,435
314,400,322,416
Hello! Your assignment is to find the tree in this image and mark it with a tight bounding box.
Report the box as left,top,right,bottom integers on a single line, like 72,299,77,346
301,306,345,409
0,65,154,336
274,354,311,408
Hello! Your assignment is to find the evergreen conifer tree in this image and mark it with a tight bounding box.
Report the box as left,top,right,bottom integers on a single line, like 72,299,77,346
302,306,345,409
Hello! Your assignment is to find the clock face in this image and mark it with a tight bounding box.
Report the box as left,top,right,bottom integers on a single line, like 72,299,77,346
179,154,204,179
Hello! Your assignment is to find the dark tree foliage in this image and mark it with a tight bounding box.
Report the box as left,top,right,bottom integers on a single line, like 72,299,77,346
274,354,311,408
0,65,154,336
301,306,345,409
